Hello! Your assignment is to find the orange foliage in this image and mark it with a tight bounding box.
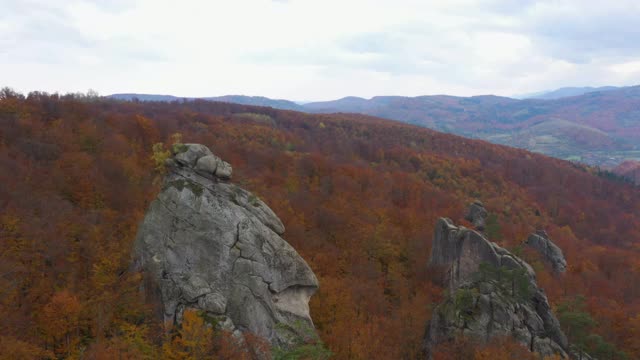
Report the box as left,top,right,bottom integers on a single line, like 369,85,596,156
0,336,54,360
37,290,82,356
162,310,214,359
433,336,538,360
1,92,640,358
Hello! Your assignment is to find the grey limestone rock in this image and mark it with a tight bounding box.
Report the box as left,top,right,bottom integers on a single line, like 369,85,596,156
133,144,318,349
195,154,220,174
424,218,569,359
174,143,213,167
194,153,233,180
524,230,568,273
464,200,488,231
215,160,233,180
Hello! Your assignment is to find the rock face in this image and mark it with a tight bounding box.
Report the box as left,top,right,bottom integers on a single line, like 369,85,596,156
464,201,488,231
424,218,569,359
134,144,319,348
525,230,567,273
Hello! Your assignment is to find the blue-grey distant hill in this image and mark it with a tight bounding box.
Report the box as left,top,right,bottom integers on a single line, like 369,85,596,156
108,93,304,111
109,93,183,102
518,86,620,100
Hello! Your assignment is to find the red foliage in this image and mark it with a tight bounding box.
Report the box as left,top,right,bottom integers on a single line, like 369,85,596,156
613,160,640,185
1,93,639,358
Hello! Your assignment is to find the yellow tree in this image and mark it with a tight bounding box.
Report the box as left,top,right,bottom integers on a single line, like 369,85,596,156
37,290,82,356
0,336,53,360
162,309,214,360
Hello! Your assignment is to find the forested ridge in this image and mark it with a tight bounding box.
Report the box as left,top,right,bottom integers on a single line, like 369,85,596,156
1,89,640,359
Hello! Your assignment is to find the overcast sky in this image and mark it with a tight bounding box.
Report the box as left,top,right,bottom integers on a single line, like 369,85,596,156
2,0,640,100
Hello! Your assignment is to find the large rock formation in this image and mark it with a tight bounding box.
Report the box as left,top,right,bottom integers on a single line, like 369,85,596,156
133,144,319,349
424,218,569,359
464,200,488,231
524,230,567,273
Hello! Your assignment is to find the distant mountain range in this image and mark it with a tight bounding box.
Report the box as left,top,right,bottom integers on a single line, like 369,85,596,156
108,85,640,167
109,93,305,111
517,86,621,100
613,160,640,185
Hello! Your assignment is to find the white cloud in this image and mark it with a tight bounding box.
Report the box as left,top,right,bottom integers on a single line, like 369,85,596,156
1,0,639,100
609,61,640,76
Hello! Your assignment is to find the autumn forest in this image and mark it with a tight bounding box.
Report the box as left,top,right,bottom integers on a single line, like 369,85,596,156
2,89,640,359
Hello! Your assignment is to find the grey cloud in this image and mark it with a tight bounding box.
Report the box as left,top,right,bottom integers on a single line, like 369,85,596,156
245,24,465,77
0,0,165,65
335,26,484,80
83,0,133,13
516,2,640,63
243,44,445,77
3,0,640,98
0,2,90,64
342,32,406,55
0,1,68,19
481,0,539,15
530,18,640,63
376,3,640,74
239,0,640,96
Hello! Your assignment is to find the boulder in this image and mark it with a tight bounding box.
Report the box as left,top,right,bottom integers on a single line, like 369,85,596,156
194,154,220,175
215,160,233,180
464,200,488,231
524,231,567,273
133,144,318,349
170,143,233,181
424,218,569,359
174,143,213,167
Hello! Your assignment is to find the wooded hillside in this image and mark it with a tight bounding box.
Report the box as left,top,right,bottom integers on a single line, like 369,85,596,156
1,90,639,359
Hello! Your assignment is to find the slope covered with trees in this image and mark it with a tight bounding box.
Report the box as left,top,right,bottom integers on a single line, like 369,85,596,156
613,160,640,185
2,89,640,358
304,86,640,167
112,86,640,168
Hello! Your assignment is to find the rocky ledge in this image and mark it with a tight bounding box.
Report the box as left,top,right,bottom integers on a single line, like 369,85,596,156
133,144,319,349
524,230,568,274
464,200,488,231
423,216,569,359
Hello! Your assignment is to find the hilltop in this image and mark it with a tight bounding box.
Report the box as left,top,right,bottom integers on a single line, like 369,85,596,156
517,86,620,100
109,93,305,111
303,87,640,167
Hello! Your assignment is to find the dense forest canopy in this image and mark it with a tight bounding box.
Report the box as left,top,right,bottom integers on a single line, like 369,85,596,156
1,90,640,358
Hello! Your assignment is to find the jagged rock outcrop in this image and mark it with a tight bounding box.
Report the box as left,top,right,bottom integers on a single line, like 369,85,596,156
133,144,319,349
424,218,569,359
464,200,488,231
525,230,567,273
